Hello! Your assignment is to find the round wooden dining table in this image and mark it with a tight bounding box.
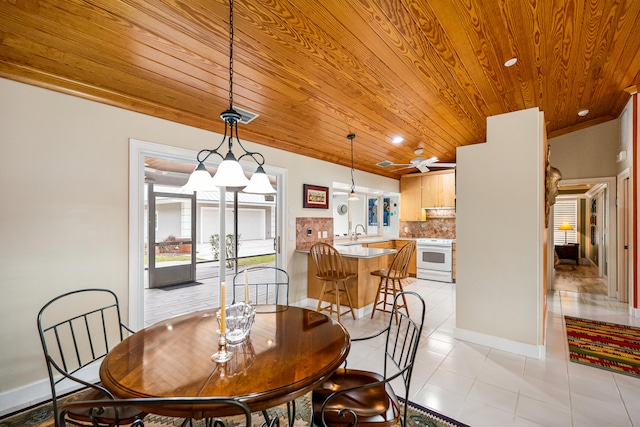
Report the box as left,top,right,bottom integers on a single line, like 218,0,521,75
100,306,350,419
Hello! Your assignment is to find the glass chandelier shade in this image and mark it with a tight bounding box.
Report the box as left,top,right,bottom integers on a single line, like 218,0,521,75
183,162,217,192
184,0,276,195
243,165,276,194
211,150,250,188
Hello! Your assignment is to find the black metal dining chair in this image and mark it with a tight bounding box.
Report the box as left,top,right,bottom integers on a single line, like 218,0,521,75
37,288,145,427
58,397,252,427
232,266,291,426
311,291,426,427
232,266,289,311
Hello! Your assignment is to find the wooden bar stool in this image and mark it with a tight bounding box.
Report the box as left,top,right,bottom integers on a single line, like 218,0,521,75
370,241,416,321
310,242,356,322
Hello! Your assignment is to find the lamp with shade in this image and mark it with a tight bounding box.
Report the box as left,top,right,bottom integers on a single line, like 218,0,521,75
559,222,574,245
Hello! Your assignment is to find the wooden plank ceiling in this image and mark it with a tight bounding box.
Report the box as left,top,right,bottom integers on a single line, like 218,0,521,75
1,0,639,179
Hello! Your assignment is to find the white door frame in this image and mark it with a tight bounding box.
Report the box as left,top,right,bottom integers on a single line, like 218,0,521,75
557,176,617,298
618,168,631,304
128,139,287,330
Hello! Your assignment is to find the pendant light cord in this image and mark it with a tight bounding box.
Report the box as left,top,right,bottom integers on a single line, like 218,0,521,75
348,134,356,191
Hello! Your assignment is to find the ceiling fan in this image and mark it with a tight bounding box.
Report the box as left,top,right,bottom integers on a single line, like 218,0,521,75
377,149,456,173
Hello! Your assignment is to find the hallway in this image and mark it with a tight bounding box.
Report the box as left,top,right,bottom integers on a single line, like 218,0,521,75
553,263,608,295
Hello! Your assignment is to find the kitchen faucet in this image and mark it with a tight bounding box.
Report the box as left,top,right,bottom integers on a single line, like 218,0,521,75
353,224,366,241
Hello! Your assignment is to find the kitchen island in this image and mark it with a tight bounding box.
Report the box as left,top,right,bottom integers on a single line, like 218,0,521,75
296,244,396,318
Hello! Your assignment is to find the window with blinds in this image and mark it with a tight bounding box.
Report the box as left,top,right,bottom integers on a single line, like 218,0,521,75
554,200,578,244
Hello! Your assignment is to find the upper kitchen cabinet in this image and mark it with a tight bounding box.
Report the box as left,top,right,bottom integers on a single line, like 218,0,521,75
400,174,422,221
400,170,455,220
421,171,455,208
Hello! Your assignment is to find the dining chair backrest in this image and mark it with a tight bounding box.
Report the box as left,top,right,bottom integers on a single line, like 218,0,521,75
310,242,351,281
386,241,416,279
232,266,289,309
380,291,425,385
313,291,425,427
37,288,135,426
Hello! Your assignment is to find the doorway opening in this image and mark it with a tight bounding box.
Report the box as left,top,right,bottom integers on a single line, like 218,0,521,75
552,177,619,300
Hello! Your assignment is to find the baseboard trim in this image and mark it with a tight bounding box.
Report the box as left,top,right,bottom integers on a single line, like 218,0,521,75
454,327,546,360
0,365,99,417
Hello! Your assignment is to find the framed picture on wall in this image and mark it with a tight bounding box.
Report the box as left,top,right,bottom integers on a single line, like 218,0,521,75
368,198,378,225
383,197,390,226
303,184,329,209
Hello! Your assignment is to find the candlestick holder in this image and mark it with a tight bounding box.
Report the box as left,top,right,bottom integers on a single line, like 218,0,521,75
211,332,233,363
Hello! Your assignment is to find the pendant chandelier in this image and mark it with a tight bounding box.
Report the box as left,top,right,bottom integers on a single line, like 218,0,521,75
184,0,276,194
347,134,359,201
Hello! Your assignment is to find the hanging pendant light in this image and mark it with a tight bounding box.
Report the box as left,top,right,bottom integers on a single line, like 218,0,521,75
183,0,276,194
347,134,359,201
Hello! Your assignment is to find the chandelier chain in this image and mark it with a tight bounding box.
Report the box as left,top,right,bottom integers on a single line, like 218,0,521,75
228,0,234,110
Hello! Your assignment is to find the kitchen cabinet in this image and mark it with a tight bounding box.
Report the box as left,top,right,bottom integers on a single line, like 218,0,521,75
400,170,455,221
400,175,422,221
365,241,394,249
421,171,455,208
452,242,456,281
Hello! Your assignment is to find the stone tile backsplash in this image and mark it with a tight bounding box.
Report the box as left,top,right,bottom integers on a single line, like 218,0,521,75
399,218,456,239
296,217,334,249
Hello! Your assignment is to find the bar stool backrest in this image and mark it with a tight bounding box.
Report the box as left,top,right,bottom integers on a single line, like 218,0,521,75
310,242,350,280
387,241,416,279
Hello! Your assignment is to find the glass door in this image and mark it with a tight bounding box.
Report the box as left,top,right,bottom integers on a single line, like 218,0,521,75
148,183,196,288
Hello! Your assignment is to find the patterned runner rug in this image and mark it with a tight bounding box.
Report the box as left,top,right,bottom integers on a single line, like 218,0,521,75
0,392,468,427
565,315,640,378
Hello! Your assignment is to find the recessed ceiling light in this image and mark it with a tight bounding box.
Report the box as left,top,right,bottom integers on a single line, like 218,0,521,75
578,109,589,117
504,57,517,67
392,136,404,144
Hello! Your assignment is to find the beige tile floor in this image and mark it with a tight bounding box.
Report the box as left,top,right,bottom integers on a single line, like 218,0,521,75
145,264,640,427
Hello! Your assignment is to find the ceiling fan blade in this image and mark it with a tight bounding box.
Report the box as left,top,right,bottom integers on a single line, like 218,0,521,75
390,165,417,171
416,164,430,173
432,163,456,168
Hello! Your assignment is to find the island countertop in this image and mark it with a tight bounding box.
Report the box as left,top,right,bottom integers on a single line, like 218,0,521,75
295,245,396,259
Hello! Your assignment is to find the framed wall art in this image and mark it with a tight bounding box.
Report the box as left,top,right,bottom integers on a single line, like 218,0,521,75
303,184,329,209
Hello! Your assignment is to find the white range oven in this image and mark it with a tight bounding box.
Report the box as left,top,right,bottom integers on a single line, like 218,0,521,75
416,238,454,282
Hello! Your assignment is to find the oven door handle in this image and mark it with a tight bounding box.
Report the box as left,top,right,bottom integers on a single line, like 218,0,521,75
418,245,452,252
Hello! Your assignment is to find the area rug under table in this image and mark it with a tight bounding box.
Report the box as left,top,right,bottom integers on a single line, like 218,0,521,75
565,315,640,378
0,392,469,427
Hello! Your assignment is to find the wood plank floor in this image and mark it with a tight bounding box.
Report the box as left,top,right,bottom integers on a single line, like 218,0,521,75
553,262,608,295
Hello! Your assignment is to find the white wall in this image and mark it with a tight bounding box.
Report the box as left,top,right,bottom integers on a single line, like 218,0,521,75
455,108,546,358
0,78,398,412
550,119,619,179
